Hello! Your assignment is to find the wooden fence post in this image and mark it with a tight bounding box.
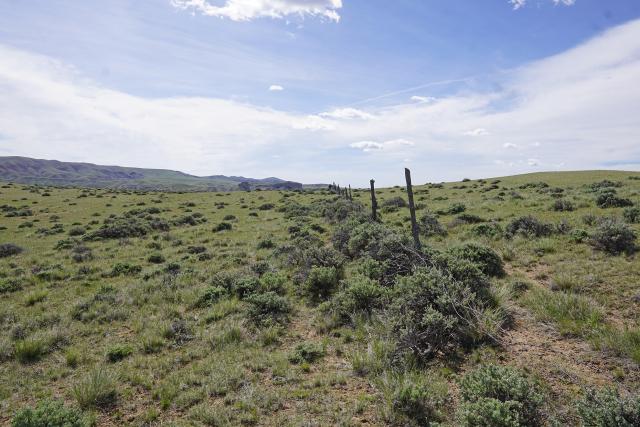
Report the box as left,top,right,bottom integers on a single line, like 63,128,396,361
405,168,421,250
370,179,378,221
348,185,352,201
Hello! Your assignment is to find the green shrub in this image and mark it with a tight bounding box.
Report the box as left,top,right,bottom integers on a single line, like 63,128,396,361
506,216,553,238
12,399,89,427
552,199,575,212
623,207,640,223
471,222,503,238
447,203,466,214
195,285,227,308
213,222,232,232
246,291,291,326
105,344,133,362
72,368,118,409
0,278,23,294
257,238,275,249
457,398,522,427
455,213,485,224
328,275,389,324
258,203,275,211
419,213,447,237
458,364,545,426
570,228,589,243
288,342,325,364
68,226,86,236
380,371,448,426
88,218,149,239
0,243,23,258
390,267,494,362
109,263,142,277
576,387,640,427
447,242,505,277
147,253,165,264
589,217,636,255
303,266,340,302
595,190,633,208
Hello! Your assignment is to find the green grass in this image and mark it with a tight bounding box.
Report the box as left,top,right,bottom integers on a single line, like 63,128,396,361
0,169,639,425
523,287,605,336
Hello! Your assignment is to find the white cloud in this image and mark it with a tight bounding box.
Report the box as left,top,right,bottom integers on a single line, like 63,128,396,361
350,138,414,152
510,0,576,9
503,142,518,149
268,84,284,91
463,128,489,136
171,0,342,22
319,108,373,120
527,158,540,166
350,141,383,152
410,95,436,103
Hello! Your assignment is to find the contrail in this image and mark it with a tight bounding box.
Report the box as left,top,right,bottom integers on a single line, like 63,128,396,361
346,76,476,107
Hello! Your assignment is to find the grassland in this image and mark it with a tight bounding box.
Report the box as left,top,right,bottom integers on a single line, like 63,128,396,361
1,170,639,426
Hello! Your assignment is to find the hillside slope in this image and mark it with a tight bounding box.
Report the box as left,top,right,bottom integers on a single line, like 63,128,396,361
0,156,304,191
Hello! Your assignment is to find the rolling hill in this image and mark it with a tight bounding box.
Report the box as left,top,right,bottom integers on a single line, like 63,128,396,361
0,156,306,191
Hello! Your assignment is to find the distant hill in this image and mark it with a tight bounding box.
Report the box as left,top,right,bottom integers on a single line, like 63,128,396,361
0,157,306,191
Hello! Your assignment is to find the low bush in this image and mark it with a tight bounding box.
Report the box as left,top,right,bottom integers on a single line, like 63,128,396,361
326,275,389,324
447,203,467,214
390,267,494,362
105,344,133,362
506,216,553,238
68,226,86,236
381,371,448,426
12,399,89,427
288,342,325,364
419,213,447,237
446,242,505,277
195,285,227,308
0,243,23,258
246,292,291,326
213,222,232,232
457,364,545,427
589,217,636,255
303,266,341,302
257,238,275,249
576,387,640,427
471,222,503,238
623,206,640,224
552,199,575,212
596,190,633,208
147,253,165,264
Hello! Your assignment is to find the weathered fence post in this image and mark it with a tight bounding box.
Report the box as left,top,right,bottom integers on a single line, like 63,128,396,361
348,185,352,201
405,168,421,250
370,179,378,221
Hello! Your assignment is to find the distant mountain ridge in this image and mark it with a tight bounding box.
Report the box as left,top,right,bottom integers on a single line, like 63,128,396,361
0,156,305,191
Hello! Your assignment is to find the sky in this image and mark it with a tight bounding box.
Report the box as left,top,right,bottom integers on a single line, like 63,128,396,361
0,0,639,186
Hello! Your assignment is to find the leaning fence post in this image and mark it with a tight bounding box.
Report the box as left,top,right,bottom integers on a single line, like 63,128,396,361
405,168,422,250
370,179,378,221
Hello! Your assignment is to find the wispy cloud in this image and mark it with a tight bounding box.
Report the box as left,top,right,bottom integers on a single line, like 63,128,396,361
171,0,343,22
268,84,284,91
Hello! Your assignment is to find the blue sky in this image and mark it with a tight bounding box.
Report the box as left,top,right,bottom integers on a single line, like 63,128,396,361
1,0,639,186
